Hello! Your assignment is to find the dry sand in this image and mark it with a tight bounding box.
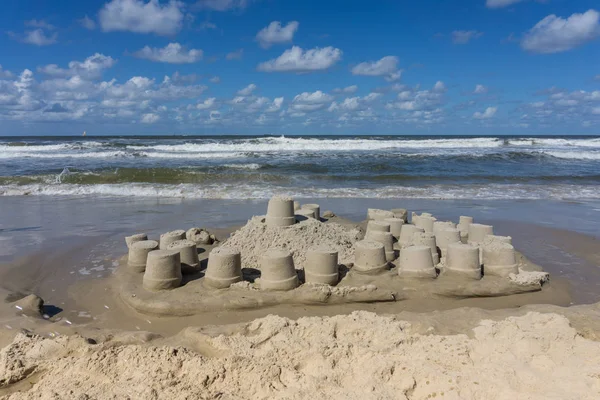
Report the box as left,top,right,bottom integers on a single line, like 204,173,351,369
2,303,600,399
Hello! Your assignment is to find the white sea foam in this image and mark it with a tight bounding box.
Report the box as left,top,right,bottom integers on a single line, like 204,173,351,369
507,138,600,147
2,182,600,200
0,151,131,159
222,163,262,170
543,151,600,160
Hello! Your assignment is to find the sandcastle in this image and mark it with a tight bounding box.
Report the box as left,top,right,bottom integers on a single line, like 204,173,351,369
258,249,300,291
143,250,182,291
166,240,200,274
265,196,296,227
398,246,437,279
159,230,186,249
353,240,388,274
127,240,159,273
204,247,243,289
116,195,552,316
305,248,339,285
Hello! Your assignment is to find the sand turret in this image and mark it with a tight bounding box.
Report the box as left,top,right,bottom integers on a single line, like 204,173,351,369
445,242,481,280
166,240,200,274
398,246,437,279
258,249,300,290
482,242,518,277
143,250,182,291
353,240,388,274
127,240,159,273
266,196,296,227
159,230,186,249
204,247,243,289
305,248,339,286
125,233,148,249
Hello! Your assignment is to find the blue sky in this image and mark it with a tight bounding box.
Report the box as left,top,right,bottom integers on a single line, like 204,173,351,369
1,0,599,135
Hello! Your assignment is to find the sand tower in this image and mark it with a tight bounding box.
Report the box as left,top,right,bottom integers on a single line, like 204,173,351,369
127,240,159,273
458,216,473,238
159,230,186,249
366,220,391,234
391,208,408,223
366,231,396,261
353,240,388,274
482,242,518,277
258,249,300,290
435,228,461,259
398,246,437,279
143,250,182,291
433,221,456,236
204,247,243,289
445,242,481,280
367,208,395,221
383,218,404,238
399,224,425,247
266,196,296,227
305,248,339,286
411,232,439,265
166,240,200,274
296,208,316,221
468,224,494,244
415,216,436,233
302,204,321,220
125,233,148,249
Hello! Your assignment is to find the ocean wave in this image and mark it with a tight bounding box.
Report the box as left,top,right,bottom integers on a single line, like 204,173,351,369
2,182,600,200
0,151,131,159
543,151,600,160
507,138,600,147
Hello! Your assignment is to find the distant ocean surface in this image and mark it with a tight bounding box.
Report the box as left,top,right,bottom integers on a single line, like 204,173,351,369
1,135,600,200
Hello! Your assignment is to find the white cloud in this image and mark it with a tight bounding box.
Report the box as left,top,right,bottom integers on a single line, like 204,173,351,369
333,85,358,94
38,54,116,80
237,83,257,96
141,113,160,123
133,43,203,63
256,21,299,48
25,19,56,30
433,81,447,93
210,76,221,83
0,66,14,79
474,84,488,94
351,56,401,81
473,106,498,119
99,0,184,36
194,0,249,11
266,97,283,112
521,9,600,53
452,30,483,44
226,49,244,60
257,46,342,73
195,97,216,109
12,29,58,46
79,15,96,30
289,90,333,112
486,0,524,9
364,92,382,102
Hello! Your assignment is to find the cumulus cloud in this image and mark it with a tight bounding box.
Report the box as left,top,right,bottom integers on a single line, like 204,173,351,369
194,0,250,11
452,30,483,44
486,0,524,8
257,46,342,73
78,15,96,30
0,65,14,79
226,49,244,60
521,9,600,53
38,54,117,79
387,82,447,111
141,113,160,123
237,84,257,96
24,19,56,30
289,90,333,113
210,76,221,83
351,56,401,82
333,85,358,94
474,84,488,94
99,0,184,36
266,97,283,112
9,29,58,46
133,43,203,63
473,106,498,119
194,97,217,110
256,21,299,48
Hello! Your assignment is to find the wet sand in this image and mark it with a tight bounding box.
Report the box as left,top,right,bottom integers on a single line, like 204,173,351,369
0,196,598,341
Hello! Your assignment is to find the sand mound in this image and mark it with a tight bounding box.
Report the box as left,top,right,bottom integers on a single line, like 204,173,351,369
222,217,362,269
2,311,600,399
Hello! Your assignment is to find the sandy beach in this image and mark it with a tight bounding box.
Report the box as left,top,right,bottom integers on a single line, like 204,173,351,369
0,195,600,398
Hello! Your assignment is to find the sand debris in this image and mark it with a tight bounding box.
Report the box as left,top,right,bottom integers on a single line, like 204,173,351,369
222,217,362,270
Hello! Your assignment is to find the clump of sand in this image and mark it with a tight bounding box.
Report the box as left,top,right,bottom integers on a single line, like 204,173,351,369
1,310,600,399
222,217,362,269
